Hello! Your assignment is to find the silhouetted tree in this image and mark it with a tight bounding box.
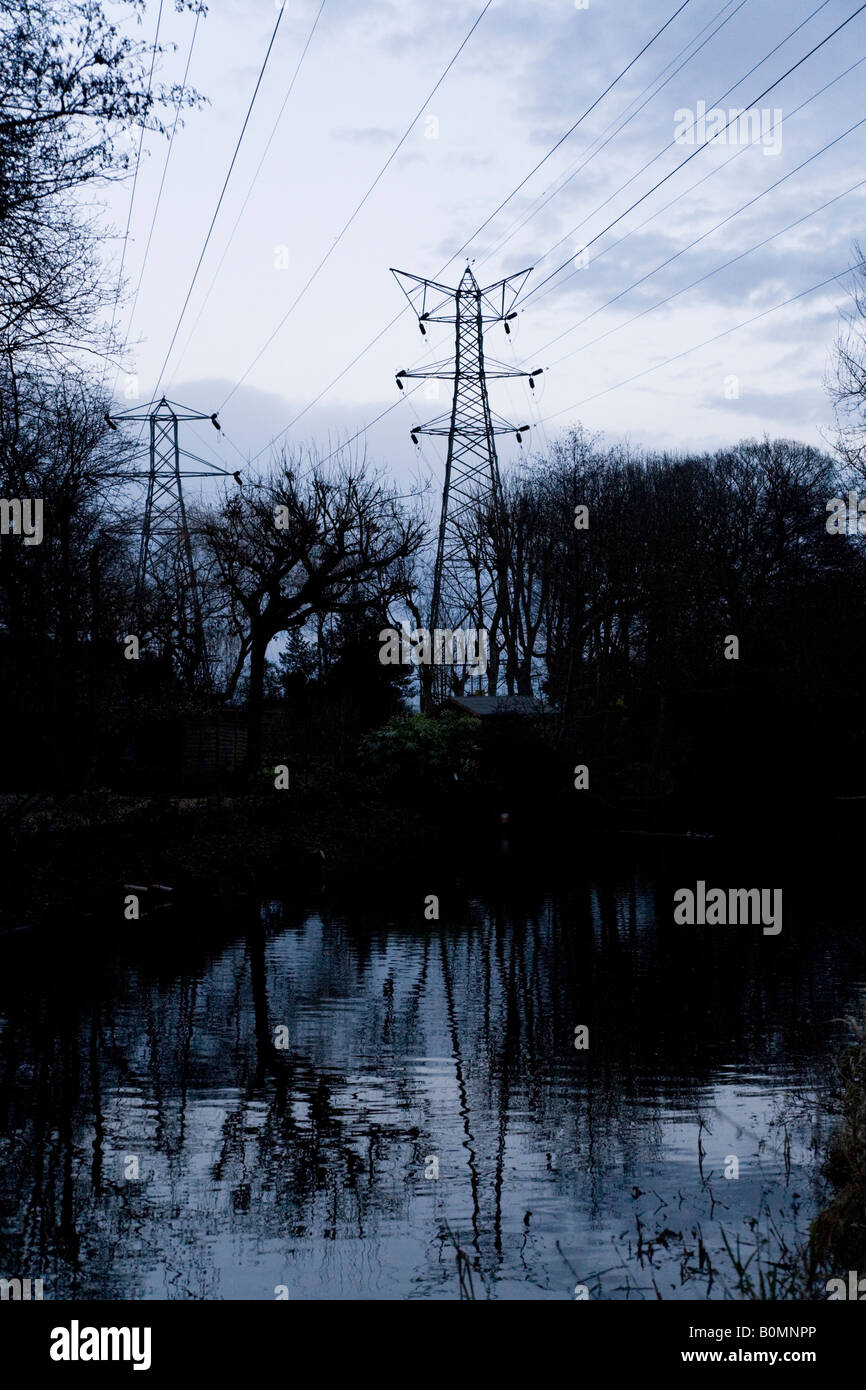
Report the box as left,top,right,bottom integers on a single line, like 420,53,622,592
0,0,203,367
198,448,425,774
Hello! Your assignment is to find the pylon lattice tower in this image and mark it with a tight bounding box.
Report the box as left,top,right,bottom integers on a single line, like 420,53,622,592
391,264,539,707
107,396,232,688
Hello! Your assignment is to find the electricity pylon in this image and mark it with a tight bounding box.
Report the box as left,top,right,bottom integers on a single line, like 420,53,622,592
391,263,540,708
106,396,233,688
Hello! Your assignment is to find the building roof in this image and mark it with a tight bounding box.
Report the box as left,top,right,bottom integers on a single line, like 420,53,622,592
445,695,555,718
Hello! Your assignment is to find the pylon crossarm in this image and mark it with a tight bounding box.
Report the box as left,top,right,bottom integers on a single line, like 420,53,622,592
410,413,451,434
477,268,533,319
390,269,457,323
489,410,529,434
414,423,460,437
399,360,530,381
109,396,215,423
482,356,538,377
397,360,455,380
178,449,233,476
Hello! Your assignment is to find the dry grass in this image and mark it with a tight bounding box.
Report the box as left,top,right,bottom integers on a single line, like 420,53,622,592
811,1018,866,1273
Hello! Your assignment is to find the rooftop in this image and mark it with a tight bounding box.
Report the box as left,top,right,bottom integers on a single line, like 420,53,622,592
445,695,556,718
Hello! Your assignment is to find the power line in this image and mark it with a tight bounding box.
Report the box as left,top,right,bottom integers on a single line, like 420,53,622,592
479,0,749,271
535,259,866,426
167,0,328,390
256,2,858,466
401,137,866,462
237,49,866,474
536,107,866,365
252,288,448,468
218,0,496,411
311,383,424,470
525,52,866,320
551,173,866,377
505,328,551,456
248,307,413,463
150,3,287,402
310,114,866,472
101,0,165,396
438,0,695,269
518,0,835,298
245,0,699,460
520,0,861,307
420,0,843,342
112,3,203,398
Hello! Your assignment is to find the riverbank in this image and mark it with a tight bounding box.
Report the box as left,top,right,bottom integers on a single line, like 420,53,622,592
2,775,863,932
0,783,435,928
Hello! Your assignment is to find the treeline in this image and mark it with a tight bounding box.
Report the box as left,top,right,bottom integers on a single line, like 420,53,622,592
481,431,866,823
7,392,866,823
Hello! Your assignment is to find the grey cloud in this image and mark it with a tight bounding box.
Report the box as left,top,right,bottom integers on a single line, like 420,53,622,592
330,126,400,145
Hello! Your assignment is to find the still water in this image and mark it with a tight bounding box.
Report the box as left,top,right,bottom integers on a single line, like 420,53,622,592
0,869,862,1300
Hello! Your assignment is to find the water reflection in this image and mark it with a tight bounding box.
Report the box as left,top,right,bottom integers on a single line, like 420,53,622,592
0,876,863,1300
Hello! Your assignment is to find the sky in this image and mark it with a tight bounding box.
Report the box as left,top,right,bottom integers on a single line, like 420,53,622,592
101,0,866,493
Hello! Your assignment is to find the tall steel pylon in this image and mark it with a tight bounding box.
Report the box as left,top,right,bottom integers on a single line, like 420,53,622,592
106,396,233,688
391,263,539,707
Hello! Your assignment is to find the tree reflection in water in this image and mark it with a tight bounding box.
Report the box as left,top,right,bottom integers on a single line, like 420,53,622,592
0,874,859,1299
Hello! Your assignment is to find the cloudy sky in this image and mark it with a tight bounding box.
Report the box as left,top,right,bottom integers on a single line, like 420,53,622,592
103,0,866,490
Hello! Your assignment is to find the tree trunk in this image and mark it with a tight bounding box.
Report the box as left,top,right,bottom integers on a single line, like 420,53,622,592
244,624,267,777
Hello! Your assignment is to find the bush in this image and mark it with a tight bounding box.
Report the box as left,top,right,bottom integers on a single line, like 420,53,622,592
358,712,481,794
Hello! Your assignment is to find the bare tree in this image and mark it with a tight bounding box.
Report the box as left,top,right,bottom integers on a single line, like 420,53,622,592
0,360,137,647
198,447,425,772
454,473,553,696
0,0,204,366
829,243,866,482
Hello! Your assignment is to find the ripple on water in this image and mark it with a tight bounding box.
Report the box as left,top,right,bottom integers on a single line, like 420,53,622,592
0,887,856,1298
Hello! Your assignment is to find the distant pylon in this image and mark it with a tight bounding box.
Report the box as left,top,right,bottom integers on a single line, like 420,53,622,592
391,264,540,707
107,396,233,688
